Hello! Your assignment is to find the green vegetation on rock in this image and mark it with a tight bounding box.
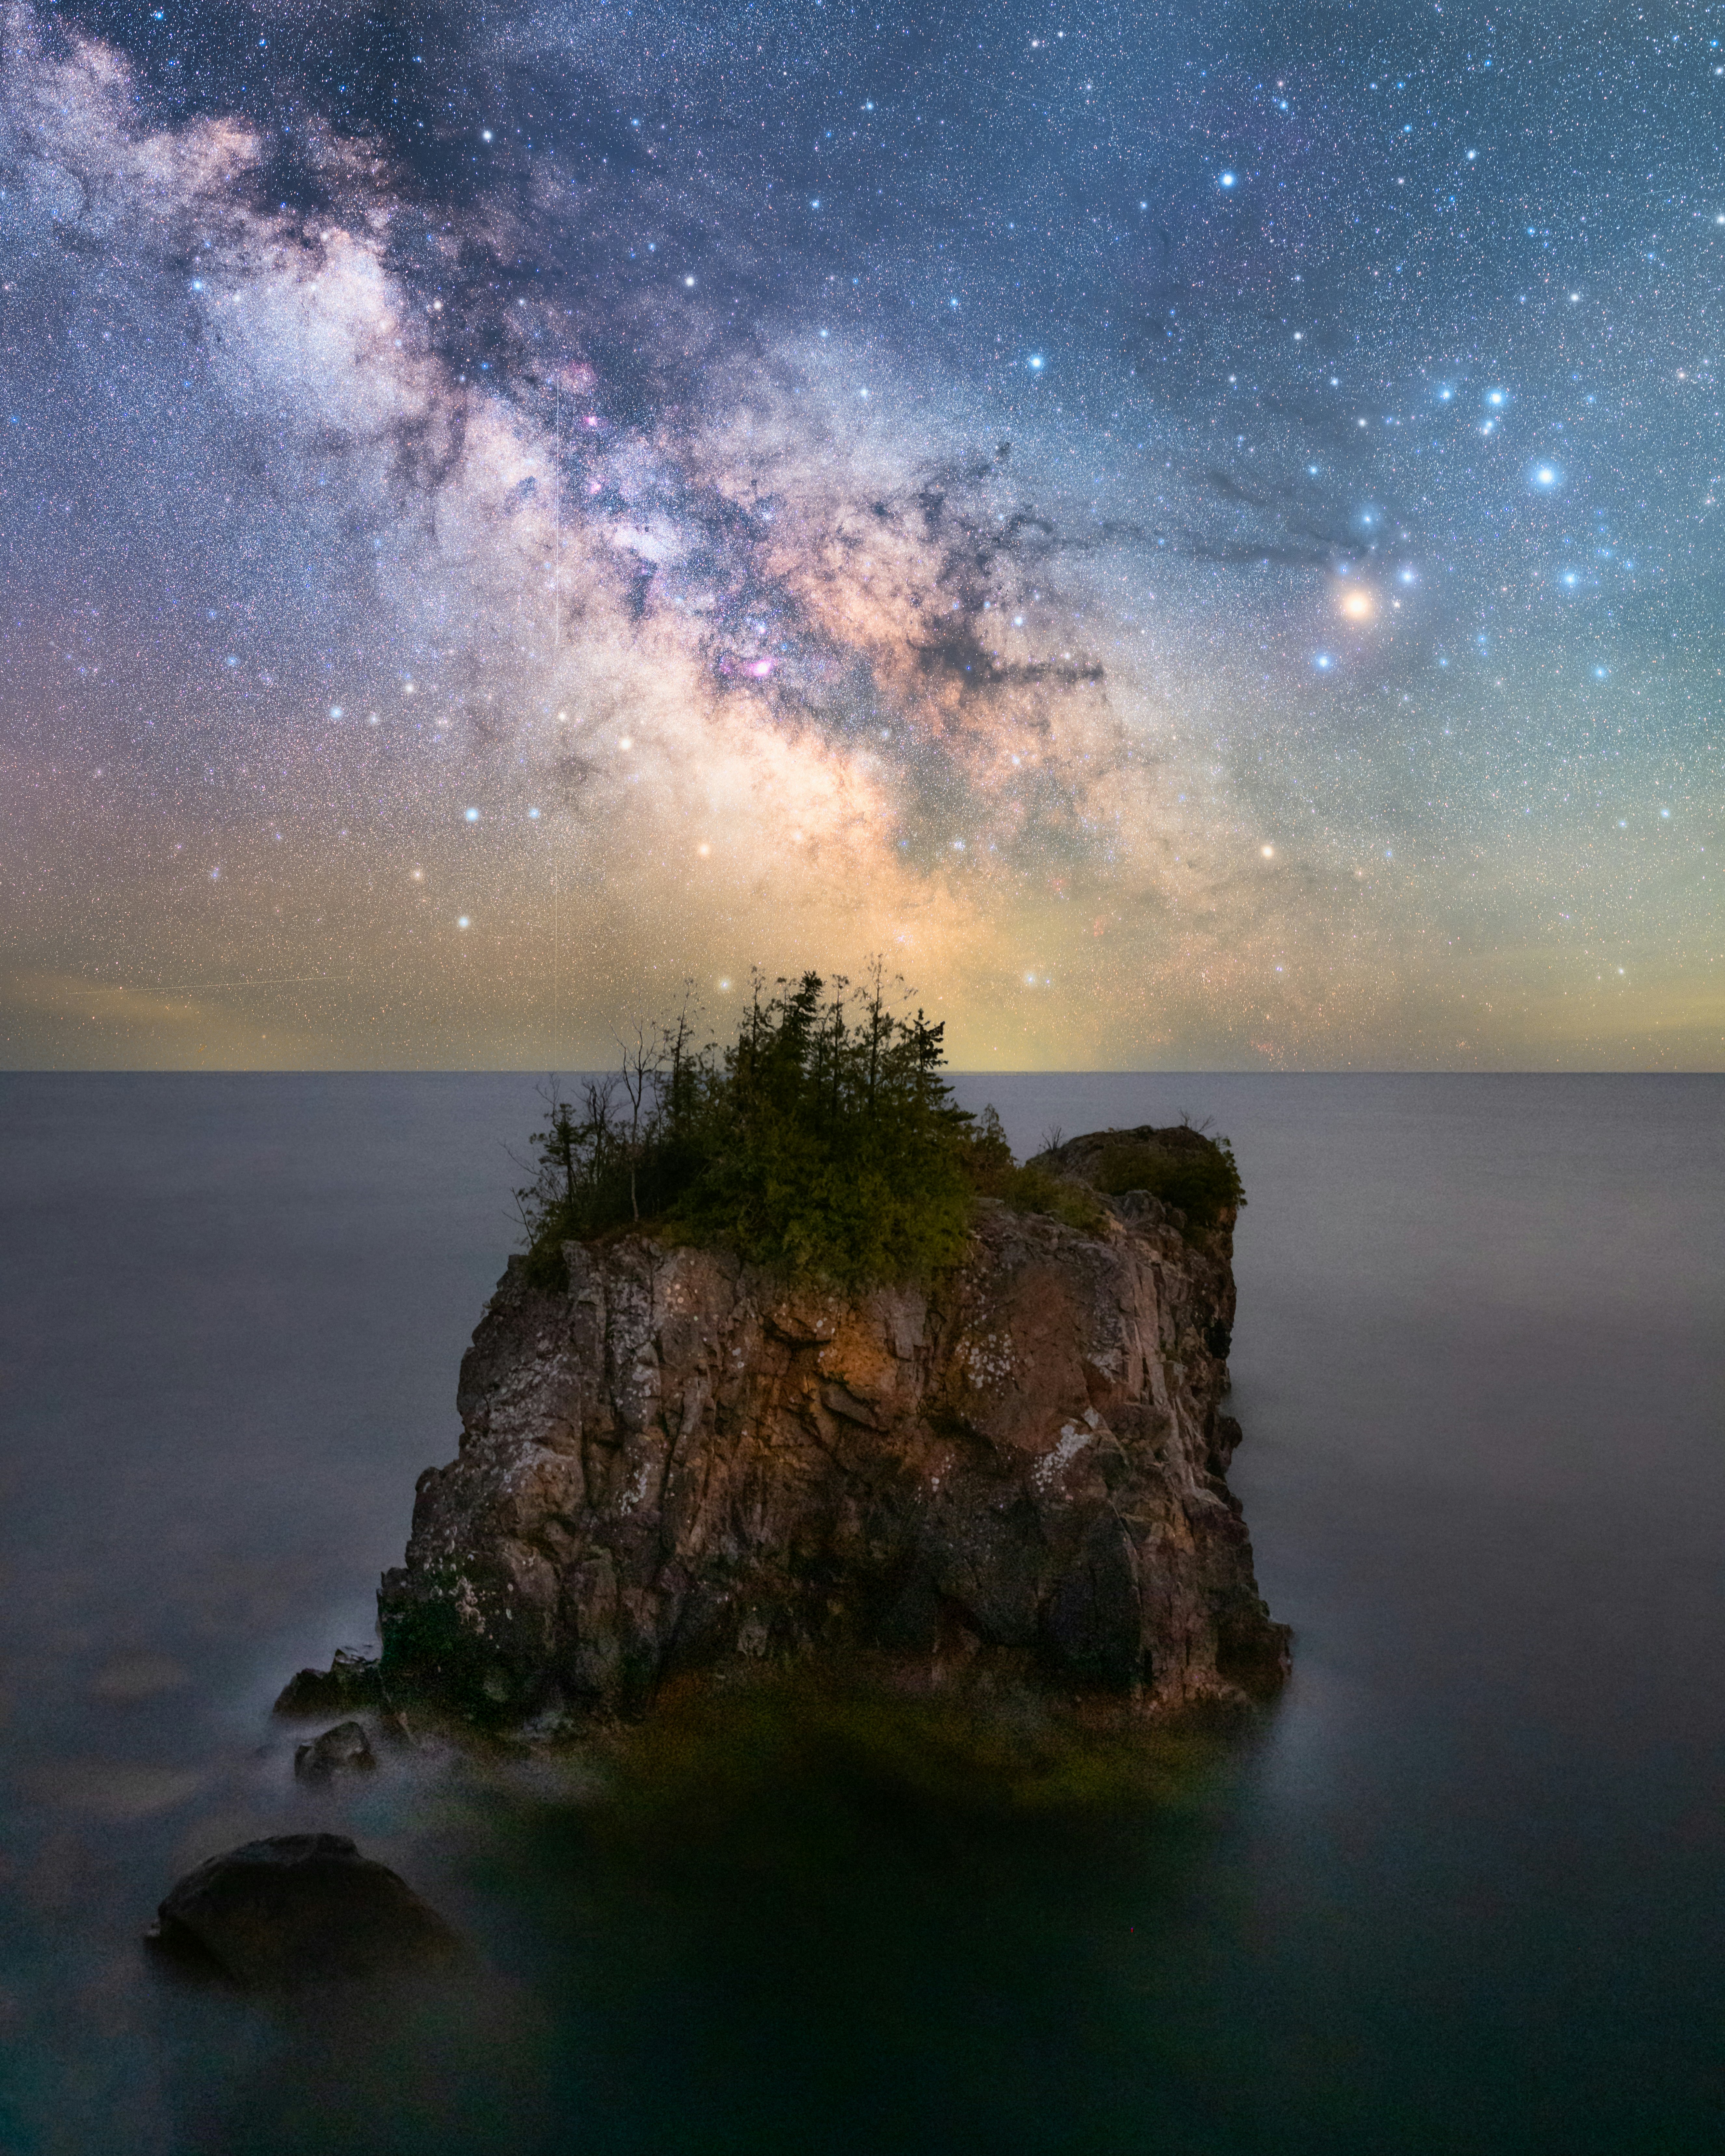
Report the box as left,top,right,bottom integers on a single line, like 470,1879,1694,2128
515,972,1244,1290
1088,1134,1245,1232
518,971,993,1290
983,1155,1109,1236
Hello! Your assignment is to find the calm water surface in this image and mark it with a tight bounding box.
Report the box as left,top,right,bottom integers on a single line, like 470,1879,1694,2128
1,1073,1721,2154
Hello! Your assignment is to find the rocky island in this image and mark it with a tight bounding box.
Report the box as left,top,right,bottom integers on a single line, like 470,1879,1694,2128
371,1119,1289,1730
283,978,1290,1738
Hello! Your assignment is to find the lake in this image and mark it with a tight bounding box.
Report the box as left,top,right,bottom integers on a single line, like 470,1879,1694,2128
2,1072,1721,2153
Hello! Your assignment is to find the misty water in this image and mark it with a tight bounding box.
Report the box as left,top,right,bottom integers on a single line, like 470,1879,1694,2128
2,1073,1721,2154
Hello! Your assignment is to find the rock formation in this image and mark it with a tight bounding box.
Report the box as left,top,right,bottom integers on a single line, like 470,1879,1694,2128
373,1126,1290,1729
147,1834,460,1987
294,1719,378,1782
274,1646,383,1718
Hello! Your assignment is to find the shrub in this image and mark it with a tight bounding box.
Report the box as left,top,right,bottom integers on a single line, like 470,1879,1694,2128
1089,1136,1245,1232
954,1107,1103,1230
959,1103,1016,1194
994,1161,1107,1235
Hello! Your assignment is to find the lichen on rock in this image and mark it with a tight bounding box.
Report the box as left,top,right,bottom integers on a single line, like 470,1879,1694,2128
372,1126,1290,1732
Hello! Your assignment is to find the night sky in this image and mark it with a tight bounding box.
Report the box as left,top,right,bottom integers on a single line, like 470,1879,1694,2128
1,0,1719,1068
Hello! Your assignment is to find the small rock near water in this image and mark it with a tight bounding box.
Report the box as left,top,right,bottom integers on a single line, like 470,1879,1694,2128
273,1646,382,1717
146,1832,459,1987
293,1719,377,1781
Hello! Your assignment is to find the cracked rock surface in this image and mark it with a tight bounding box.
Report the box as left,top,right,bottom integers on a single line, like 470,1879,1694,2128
378,1145,1290,1726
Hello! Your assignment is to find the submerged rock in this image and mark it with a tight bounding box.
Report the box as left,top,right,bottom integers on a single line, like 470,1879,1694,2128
146,1833,460,1987
377,1127,1290,1730
293,1719,377,1782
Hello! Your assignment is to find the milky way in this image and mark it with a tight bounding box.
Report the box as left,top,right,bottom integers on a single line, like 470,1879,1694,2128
1,0,1719,1067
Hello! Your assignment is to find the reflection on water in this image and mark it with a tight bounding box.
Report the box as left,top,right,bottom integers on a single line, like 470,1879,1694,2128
483,1685,1260,2156
2,1074,1722,2153
140,1690,1260,2156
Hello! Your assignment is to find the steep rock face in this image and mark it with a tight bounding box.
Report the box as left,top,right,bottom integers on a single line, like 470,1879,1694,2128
378,1150,1290,1725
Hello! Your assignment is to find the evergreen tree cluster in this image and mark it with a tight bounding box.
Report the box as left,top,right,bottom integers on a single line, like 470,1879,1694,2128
517,971,1001,1289
515,973,1246,1289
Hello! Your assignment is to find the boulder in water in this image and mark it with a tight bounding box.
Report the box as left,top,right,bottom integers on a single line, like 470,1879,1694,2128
146,1832,459,1987
293,1719,377,1782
